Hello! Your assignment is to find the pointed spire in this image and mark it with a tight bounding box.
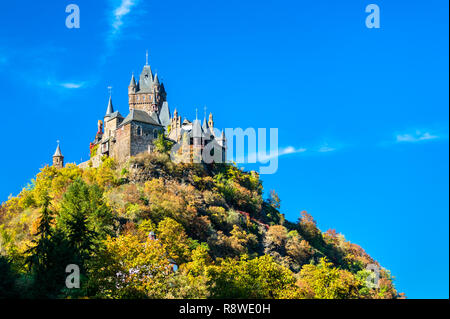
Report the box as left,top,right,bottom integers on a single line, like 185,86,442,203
202,106,209,131
154,73,160,85
105,96,114,117
146,50,149,65
129,72,136,87
53,141,63,157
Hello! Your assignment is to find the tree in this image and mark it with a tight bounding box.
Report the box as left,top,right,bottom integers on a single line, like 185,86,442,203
25,194,76,298
268,190,281,209
153,133,174,154
26,193,54,271
87,233,176,298
156,217,191,264
57,178,114,268
207,255,297,299
297,258,362,299
0,256,19,298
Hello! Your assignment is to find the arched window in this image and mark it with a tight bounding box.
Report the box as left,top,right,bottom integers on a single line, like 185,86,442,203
153,129,159,139
136,126,142,136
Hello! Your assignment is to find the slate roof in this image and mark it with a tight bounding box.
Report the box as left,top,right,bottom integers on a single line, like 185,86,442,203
53,144,63,157
137,65,153,93
105,97,114,117
119,109,163,127
159,101,171,127
111,111,123,119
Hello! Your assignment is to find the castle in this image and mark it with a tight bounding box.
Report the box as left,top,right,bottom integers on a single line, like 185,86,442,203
52,54,226,168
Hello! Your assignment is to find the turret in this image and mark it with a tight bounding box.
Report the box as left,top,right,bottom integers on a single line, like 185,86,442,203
202,114,209,132
128,73,136,94
105,96,114,119
208,113,214,133
154,73,160,90
53,142,64,169
151,87,158,112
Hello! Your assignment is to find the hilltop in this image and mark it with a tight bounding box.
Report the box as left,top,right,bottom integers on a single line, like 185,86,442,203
0,148,403,299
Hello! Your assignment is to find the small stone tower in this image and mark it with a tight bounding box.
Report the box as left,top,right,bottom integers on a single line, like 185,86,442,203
53,142,64,169
208,113,214,133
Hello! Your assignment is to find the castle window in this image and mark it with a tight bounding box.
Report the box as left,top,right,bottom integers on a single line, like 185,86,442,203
136,126,143,136
143,96,146,101
153,129,159,139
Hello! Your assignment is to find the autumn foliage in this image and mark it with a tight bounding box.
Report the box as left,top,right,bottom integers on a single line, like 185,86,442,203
0,153,403,299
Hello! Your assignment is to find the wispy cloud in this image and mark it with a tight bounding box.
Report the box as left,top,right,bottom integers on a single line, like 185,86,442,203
101,0,141,64
59,82,86,89
395,130,440,143
111,0,140,32
318,145,337,153
108,0,141,42
258,146,307,162
36,79,89,91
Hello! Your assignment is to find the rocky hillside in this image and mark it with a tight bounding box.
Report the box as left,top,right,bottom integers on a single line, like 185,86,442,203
0,149,404,299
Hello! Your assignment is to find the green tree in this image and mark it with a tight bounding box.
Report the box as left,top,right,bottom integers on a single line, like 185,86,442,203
207,255,297,299
57,179,114,267
153,133,174,154
297,258,362,299
87,233,176,298
0,256,19,298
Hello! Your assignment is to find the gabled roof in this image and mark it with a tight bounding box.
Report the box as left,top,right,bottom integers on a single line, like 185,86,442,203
106,111,123,121
119,109,162,127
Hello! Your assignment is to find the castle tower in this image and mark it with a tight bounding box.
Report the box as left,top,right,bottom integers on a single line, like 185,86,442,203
208,113,214,134
128,52,166,115
104,94,114,137
53,142,64,169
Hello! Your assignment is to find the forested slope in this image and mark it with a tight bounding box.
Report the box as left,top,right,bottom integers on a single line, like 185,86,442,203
0,146,403,299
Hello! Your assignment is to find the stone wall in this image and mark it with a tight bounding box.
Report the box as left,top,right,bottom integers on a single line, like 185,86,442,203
130,122,164,157
112,124,131,163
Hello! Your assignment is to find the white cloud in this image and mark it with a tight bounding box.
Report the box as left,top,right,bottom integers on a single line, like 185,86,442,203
59,82,86,89
396,130,440,143
258,146,307,162
235,146,307,163
110,0,140,36
36,79,88,91
318,146,336,153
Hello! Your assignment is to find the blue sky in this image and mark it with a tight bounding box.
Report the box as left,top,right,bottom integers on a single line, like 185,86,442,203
0,0,448,298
